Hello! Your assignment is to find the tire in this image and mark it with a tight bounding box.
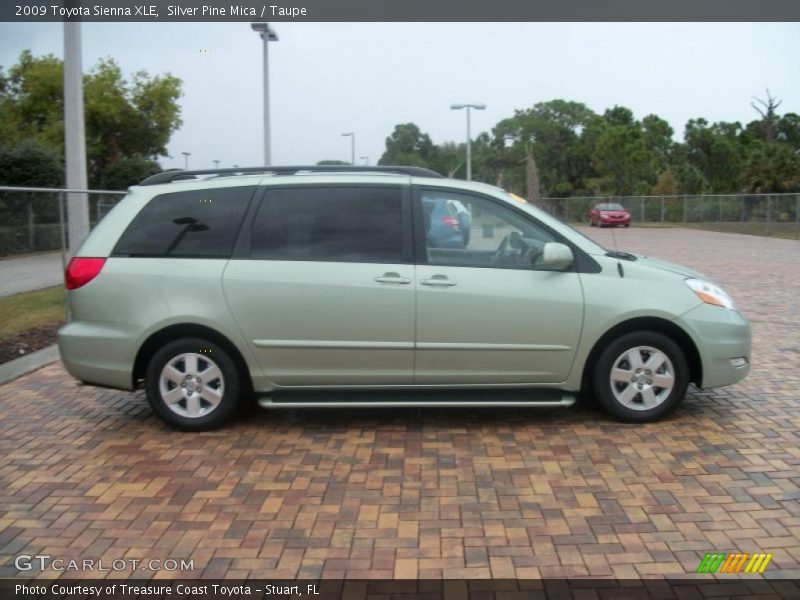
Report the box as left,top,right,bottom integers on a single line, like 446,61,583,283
145,337,241,431
592,331,688,423
624,224,630,228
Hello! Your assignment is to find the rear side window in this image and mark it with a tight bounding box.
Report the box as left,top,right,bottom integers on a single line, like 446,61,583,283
113,187,253,257
249,186,403,263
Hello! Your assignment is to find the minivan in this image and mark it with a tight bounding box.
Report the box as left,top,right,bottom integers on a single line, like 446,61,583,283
58,166,751,430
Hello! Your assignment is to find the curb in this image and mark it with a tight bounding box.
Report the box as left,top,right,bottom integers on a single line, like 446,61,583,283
0,344,60,385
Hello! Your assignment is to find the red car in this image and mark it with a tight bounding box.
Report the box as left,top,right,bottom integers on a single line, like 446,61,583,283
589,202,631,227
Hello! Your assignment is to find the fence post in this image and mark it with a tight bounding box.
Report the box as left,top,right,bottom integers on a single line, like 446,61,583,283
640,197,644,223
741,196,745,222
767,195,773,237
683,195,687,223
660,196,665,224
27,196,36,251
718,197,722,222
58,191,68,273
796,194,799,240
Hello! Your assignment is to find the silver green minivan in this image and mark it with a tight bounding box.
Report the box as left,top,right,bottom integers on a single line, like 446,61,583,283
58,166,751,430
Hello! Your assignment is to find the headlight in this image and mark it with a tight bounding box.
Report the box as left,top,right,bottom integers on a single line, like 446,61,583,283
685,278,736,310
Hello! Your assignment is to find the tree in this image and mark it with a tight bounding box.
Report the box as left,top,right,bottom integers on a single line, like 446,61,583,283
99,156,161,190
492,100,596,202
587,111,657,196
316,160,349,165
651,170,679,197
750,89,782,143
742,138,800,193
378,123,436,168
0,138,63,188
0,50,182,187
0,139,64,252
683,119,746,193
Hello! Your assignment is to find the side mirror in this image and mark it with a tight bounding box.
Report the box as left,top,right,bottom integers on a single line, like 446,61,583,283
540,242,574,270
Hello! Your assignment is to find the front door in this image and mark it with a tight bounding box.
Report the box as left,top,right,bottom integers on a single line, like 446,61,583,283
414,189,584,384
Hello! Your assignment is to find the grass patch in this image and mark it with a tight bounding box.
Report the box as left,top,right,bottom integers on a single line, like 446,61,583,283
0,286,66,341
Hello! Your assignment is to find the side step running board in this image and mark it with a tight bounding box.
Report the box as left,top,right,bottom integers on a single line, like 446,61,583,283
258,393,576,409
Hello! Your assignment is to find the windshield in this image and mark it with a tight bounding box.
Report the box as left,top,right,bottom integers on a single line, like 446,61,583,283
598,203,625,211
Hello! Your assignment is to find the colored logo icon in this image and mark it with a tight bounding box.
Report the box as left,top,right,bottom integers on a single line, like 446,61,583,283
697,552,772,574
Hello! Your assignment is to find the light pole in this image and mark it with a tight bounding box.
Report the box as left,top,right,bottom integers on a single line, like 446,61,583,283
63,20,90,256
212,159,220,168
251,22,279,167
359,156,369,166
450,103,486,181
341,133,355,165
181,152,191,170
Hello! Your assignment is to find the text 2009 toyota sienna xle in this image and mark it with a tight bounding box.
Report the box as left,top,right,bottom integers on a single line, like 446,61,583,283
58,166,751,430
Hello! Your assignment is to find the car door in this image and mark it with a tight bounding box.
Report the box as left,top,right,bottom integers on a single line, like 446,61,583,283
223,184,416,386
414,188,584,384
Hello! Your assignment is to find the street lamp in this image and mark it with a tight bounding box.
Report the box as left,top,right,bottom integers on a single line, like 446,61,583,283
341,133,355,165
181,151,191,169
359,156,369,166
212,159,220,168
450,103,486,181
251,22,279,167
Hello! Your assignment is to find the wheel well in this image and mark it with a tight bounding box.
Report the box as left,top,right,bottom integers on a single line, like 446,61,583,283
132,323,253,394
581,317,702,389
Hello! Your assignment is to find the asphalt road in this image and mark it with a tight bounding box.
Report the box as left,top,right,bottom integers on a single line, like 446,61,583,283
0,252,63,297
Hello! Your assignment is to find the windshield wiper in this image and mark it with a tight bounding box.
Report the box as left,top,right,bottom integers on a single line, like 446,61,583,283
605,251,638,261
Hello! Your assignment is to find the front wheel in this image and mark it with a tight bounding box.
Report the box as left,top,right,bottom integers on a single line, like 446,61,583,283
592,331,688,422
146,338,241,430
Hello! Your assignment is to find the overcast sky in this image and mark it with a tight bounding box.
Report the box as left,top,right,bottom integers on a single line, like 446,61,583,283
0,22,798,171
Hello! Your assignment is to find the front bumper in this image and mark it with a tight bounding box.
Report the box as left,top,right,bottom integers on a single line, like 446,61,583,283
58,321,142,390
677,303,751,389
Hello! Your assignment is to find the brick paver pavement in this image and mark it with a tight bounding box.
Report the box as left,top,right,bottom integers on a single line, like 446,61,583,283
0,228,798,580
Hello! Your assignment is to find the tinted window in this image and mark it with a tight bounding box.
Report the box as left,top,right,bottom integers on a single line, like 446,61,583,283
250,187,403,262
114,187,253,257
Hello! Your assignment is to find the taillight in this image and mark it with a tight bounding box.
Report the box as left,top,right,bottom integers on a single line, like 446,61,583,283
442,216,460,230
65,257,106,290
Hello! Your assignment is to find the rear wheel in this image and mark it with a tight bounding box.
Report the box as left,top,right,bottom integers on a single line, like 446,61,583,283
145,338,241,430
593,331,688,422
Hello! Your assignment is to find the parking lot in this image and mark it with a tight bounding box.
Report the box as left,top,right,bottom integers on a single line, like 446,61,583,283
0,227,798,580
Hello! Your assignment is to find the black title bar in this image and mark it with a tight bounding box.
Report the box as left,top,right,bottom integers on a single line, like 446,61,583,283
2,0,800,22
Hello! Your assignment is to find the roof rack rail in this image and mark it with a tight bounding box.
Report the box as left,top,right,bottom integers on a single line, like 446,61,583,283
139,165,444,186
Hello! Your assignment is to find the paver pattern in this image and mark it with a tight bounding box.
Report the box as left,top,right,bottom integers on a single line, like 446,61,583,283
0,227,798,580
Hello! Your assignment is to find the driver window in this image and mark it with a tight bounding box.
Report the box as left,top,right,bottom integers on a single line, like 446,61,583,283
421,190,556,269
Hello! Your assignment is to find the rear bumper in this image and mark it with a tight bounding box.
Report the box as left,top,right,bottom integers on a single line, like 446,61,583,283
58,321,142,391
677,304,751,389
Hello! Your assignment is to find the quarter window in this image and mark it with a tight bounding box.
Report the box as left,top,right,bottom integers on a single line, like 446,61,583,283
421,190,557,269
113,187,253,257
249,187,403,263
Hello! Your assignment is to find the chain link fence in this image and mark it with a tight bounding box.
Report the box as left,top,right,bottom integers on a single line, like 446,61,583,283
543,193,800,239
2,189,799,262
0,187,126,259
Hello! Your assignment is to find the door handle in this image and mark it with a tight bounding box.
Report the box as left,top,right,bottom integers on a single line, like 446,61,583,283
420,275,457,287
375,272,412,284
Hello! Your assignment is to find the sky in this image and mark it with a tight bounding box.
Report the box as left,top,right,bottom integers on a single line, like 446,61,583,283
0,22,799,171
